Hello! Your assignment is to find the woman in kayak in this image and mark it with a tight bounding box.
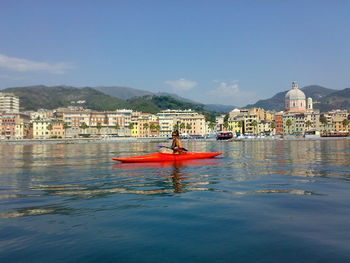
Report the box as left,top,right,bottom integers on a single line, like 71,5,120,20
171,130,186,154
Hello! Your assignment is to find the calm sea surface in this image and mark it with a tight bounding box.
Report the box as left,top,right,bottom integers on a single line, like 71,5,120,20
1,140,350,262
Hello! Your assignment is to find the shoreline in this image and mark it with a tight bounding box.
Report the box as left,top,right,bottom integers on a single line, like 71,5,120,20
0,136,349,145
0,137,168,145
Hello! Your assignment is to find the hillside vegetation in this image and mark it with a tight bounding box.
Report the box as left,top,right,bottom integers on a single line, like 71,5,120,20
2,86,217,121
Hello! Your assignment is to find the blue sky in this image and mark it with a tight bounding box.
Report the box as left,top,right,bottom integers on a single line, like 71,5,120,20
0,0,349,106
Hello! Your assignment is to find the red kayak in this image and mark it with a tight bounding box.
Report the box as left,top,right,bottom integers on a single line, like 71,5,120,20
112,152,222,163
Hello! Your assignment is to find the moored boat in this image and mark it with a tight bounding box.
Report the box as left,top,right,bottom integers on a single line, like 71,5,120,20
217,132,233,140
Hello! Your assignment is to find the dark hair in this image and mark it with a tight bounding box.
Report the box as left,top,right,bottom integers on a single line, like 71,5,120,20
172,130,179,137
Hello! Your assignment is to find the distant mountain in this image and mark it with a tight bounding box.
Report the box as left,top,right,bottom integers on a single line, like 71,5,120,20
3,85,127,111
126,95,205,114
317,88,350,112
155,92,199,104
245,85,339,112
1,85,219,121
203,104,236,113
93,86,153,100
93,86,235,113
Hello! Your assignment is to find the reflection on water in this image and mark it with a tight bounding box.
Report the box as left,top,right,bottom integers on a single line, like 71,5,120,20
1,139,350,262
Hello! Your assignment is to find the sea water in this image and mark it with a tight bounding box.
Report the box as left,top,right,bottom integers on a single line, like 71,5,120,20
1,139,350,262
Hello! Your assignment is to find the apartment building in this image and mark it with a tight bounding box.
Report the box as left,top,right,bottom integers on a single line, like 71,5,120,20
1,113,30,139
0,92,20,113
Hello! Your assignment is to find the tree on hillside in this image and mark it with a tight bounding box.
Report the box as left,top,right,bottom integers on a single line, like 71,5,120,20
173,123,179,131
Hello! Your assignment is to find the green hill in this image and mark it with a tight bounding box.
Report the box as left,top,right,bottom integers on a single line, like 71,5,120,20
2,85,217,121
3,85,127,111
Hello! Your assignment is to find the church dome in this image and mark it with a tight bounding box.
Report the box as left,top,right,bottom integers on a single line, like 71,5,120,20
285,82,306,100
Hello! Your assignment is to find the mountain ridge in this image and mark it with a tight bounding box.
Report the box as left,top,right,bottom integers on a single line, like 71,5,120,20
244,85,345,112
1,85,218,121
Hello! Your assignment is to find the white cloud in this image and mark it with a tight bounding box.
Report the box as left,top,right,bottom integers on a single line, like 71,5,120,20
0,54,74,74
209,81,240,97
165,78,198,91
205,80,258,106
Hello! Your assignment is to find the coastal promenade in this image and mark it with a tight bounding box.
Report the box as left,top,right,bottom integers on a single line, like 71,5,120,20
1,135,349,145
0,137,168,145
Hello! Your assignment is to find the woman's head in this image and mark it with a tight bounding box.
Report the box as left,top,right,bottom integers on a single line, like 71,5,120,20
172,130,179,137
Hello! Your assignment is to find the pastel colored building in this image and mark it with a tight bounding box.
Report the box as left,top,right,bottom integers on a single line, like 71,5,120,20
1,113,30,139
274,112,284,135
32,119,52,139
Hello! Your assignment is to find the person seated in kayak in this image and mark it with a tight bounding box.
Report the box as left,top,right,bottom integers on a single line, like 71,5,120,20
171,130,186,154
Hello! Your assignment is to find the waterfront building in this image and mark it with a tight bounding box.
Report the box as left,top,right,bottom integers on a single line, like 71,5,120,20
264,111,275,122
158,116,175,137
1,113,30,139
62,111,92,128
320,121,335,133
50,121,65,138
15,121,31,139
106,109,133,136
32,119,52,139
274,112,284,135
228,108,241,118
158,109,197,117
215,114,226,131
0,92,20,113
89,112,108,127
325,110,348,122
137,113,159,137
244,114,259,135
304,112,320,132
283,114,296,135
31,109,54,120
158,109,206,136
249,108,265,121
334,119,349,132
258,121,274,135
294,114,306,135
228,118,243,135
175,114,207,136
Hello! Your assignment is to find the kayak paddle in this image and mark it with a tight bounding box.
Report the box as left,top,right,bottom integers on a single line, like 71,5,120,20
157,144,188,152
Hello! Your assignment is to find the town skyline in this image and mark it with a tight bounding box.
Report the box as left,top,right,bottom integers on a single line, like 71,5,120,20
1,1,349,106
